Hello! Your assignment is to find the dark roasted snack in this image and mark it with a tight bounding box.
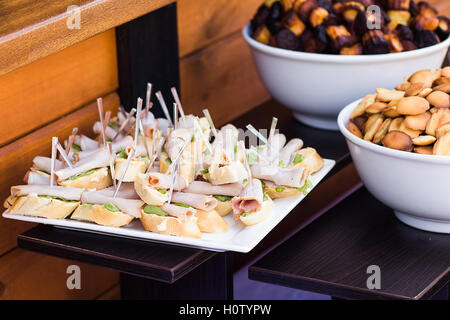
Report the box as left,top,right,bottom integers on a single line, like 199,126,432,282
275,28,301,49
414,29,439,48
362,30,390,54
436,16,450,41
250,0,448,54
327,25,358,51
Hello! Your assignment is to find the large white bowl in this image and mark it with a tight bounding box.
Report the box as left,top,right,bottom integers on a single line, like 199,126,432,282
243,24,450,131
338,99,450,233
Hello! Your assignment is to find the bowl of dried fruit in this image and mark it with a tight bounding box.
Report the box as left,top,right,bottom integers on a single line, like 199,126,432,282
243,0,450,130
338,67,450,233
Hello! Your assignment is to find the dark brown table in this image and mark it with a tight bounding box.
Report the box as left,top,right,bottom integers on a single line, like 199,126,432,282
16,99,362,299
249,187,450,300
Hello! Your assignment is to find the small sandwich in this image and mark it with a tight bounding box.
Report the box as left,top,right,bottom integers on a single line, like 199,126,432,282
114,143,150,182
251,162,310,199
134,171,187,206
55,148,113,190
160,128,195,183
232,179,273,226
182,181,243,216
70,190,143,227
23,156,63,184
140,202,201,238
249,138,318,199
205,125,248,185
291,147,324,173
4,185,83,219
170,191,228,233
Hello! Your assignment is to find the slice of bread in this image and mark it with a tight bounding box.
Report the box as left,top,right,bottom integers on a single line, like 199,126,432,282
265,185,301,199
7,194,79,219
195,209,228,233
70,204,134,227
59,167,112,190
214,200,232,216
114,158,148,182
140,210,202,238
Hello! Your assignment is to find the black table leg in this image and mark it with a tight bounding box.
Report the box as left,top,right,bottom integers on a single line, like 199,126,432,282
120,252,233,300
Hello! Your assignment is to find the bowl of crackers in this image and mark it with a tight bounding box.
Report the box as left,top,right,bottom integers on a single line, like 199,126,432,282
338,67,450,233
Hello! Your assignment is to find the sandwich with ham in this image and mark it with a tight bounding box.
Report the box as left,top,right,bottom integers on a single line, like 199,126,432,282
4,185,83,219
70,190,143,227
55,148,113,190
231,178,273,226
182,181,243,216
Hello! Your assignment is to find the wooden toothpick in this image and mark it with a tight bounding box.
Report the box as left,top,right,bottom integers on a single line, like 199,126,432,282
113,108,136,141
246,124,268,145
145,83,153,113
202,109,218,138
113,148,135,198
50,137,58,187
171,87,185,119
56,142,73,169
107,142,117,189
155,91,173,127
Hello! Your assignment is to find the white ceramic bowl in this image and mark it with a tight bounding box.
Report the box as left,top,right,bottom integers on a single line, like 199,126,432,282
338,99,450,233
243,24,450,131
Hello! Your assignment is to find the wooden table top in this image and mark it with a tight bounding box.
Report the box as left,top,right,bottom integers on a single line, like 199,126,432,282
16,100,355,283
18,224,215,283
0,0,174,76
249,187,450,300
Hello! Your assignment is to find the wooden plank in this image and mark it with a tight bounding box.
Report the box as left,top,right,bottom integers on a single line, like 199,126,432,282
0,30,118,147
0,0,174,76
180,31,270,126
177,0,260,57
0,92,120,256
0,248,118,300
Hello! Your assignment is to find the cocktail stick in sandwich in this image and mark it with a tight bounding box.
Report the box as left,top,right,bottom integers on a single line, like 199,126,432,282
55,148,113,190
182,181,243,216
160,128,195,183
5,185,83,219
114,141,150,182
70,190,143,227
231,178,274,226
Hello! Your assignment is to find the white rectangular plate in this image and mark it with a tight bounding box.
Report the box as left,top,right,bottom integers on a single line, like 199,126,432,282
3,159,334,253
